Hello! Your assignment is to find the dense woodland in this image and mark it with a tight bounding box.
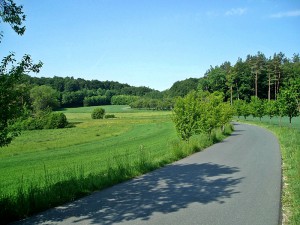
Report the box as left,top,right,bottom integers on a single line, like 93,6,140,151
17,51,300,106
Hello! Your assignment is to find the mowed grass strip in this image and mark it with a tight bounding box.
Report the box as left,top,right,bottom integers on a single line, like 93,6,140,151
0,106,175,195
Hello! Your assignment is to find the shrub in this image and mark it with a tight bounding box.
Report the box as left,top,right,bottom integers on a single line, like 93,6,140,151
11,112,68,130
45,113,68,129
105,114,116,119
91,108,105,119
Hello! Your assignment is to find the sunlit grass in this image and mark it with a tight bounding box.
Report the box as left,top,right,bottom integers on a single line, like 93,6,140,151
0,106,232,223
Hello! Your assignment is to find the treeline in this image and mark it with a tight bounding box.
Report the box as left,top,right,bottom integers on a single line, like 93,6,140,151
14,51,300,115
198,52,300,102
234,90,299,124
19,75,163,108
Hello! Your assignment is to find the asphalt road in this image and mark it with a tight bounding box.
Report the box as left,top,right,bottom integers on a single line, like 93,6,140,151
15,123,282,225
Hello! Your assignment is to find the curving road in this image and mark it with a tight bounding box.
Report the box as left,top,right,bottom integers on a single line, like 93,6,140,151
15,123,282,225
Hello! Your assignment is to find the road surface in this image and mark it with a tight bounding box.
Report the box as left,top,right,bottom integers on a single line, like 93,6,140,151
15,123,282,225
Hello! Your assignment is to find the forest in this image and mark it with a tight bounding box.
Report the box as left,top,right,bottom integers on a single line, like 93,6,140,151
13,51,300,106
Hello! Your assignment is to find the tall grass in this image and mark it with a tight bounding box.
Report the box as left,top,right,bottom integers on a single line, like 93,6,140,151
0,111,233,224
237,116,300,225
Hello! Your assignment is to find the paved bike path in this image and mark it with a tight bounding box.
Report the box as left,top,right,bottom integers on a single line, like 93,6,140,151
15,123,282,225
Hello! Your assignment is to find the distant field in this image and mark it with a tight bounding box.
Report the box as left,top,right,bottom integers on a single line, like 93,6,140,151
236,116,300,130
59,105,147,114
0,106,176,196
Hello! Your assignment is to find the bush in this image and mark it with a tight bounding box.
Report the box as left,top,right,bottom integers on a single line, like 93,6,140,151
105,114,116,119
91,108,105,119
11,112,68,130
45,113,68,129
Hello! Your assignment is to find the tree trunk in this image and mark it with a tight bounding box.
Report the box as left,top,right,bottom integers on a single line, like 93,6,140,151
255,71,258,97
268,74,271,101
230,85,233,105
236,81,239,100
277,71,281,95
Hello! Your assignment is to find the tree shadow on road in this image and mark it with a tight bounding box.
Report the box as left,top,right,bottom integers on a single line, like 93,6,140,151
19,163,242,225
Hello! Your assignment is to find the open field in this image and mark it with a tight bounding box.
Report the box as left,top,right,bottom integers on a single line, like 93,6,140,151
0,106,175,194
237,116,300,225
236,115,300,130
0,105,232,223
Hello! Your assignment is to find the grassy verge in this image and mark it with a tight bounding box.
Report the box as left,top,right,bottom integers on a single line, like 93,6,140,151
236,116,300,225
0,106,233,224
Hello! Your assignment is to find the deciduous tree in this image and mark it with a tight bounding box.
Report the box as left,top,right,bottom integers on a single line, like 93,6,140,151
0,0,42,147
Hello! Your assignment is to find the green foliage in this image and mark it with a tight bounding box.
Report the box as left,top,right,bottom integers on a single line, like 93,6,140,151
233,99,243,118
104,114,116,119
240,100,251,119
219,102,235,130
83,95,109,107
45,112,68,129
111,95,139,105
130,97,174,110
198,52,300,102
172,91,201,141
172,91,233,141
198,64,228,94
30,85,60,112
249,96,265,120
0,54,42,147
12,111,69,130
0,1,43,147
0,0,26,38
264,100,277,120
91,107,105,119
168,78,200,97
61,91,85,107
277,88,299,124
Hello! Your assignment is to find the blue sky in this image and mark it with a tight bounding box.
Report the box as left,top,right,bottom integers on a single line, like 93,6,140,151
1,0,300,91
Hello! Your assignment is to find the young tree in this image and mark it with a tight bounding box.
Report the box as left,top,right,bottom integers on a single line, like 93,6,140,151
249,96,265,120
264,99,277,123
233,99,243,118
277,88,299,125
198,92,224,138
240,100,250,119
218,102,234,131
172,91,201,141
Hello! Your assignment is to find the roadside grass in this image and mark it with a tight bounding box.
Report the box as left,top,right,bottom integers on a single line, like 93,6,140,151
236,116,300,225
0,106,233,224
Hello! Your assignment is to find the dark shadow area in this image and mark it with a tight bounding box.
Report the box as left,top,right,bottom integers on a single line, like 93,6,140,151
66,121,83,128
17,163,243,225
230,130,244,136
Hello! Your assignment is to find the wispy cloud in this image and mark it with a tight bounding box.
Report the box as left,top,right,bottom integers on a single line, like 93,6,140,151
270,10,300,18
225,8,247,16
205,8,247,18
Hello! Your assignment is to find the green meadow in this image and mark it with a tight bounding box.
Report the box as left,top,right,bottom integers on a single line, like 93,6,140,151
0,106,175,194
0,105,232,223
